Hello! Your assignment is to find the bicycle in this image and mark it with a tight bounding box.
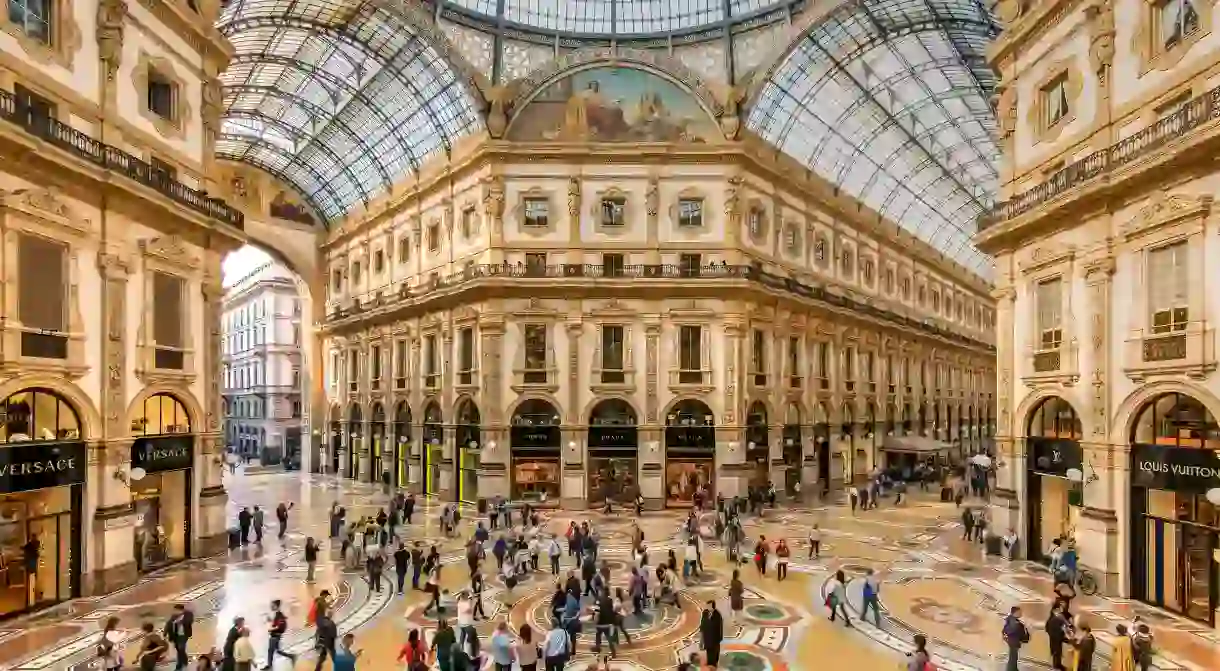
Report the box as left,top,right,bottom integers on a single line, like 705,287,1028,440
1078,568,1099,596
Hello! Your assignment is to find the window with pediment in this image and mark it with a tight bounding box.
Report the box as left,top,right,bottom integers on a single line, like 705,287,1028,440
813,235,828,266
861,258,875,286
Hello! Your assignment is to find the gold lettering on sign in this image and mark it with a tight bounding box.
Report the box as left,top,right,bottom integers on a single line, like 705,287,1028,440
0,458,76,476
1143,335,1186,362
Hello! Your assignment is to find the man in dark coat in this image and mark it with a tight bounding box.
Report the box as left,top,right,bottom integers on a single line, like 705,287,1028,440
163,603,194,670
220,616,244,671
700,600,725,666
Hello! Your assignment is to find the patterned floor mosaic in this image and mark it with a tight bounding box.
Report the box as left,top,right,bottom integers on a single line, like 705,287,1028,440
1,472,1218,670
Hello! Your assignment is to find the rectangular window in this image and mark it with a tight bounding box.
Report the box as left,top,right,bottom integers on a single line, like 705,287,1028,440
1036,277,1064,349
371,344,382,381
602,253,625,277
458,327,474,384
842,346,855,391
1043,75,1069,128
523,324,548,384
751,329,767,386
147,71,176,120
525,253,547,277
152,271,185,370
394,340,407,389
331,268,342,292
678,253,702,278
427,224,439,252
9,0,51,44
524,198,549,227
864,351,875,391
351,261,361,285
373,250,384,273
17,232,68,359
677,198,704,228
462,208,476,237
788,336,801,388
600,325,625,384
424,335,439,388
600,197,626,227
397,236,410,263
1160,0,1201,49
816,342,829,389
348,350,359,391
678,325,702,381
1149,241,1189,334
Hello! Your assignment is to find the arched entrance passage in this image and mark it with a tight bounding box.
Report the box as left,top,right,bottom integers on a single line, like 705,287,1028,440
393,402,412,489
509,399,561,502
745,401,769,487
781,403,804,496
346,403,363,480
1129,392,1220,625
664,399,715,507
814,401,831,493
1024,396,1083,562
422,402,443,496
369,403,386,485
327,404,342,475
129,392,195,572
0,388,86,616
587,398,639,506
454,399,481,504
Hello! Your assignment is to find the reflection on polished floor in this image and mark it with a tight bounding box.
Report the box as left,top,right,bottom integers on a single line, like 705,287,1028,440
1,472,1218,671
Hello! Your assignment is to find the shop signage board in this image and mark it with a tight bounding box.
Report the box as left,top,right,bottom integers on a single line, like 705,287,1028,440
132,435,194,473
1131,443,1220,492
0,440,86,492
1029,437,1083,476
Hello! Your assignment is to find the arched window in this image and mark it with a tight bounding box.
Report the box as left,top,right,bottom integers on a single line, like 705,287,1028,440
131,393,191,436
1131,393,1220,448
1027,396,1082,441
0,389,82,442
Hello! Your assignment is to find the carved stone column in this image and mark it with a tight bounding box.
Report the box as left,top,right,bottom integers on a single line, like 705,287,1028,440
1079,254,1120,593
990,284,1021,536
718,319,747,498
640,320,663,508
408,337,424,492
90,251,137,594
439,327,454,498
562,321,585,508
644,176,660,263
478,316,509,499
483,175,505,264
196,276,229,555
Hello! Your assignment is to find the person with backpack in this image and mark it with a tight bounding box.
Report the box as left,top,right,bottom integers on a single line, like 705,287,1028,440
1001,606,1030,671
264,599,296,669
97,616,123,671
398,627,429,671
542,618,571,671
907,633,936,671
137,621,169,671
1131,623,1154,671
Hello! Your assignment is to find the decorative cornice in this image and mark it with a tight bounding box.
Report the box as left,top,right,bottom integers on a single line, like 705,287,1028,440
1019,245,1077,275
1119,191,1213,241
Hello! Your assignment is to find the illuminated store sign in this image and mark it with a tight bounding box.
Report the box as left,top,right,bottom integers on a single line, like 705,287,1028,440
1132,443,1220,492
0,441,86,492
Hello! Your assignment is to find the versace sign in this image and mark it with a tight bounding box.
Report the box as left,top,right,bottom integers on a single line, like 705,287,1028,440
1132,443,1220,493
0,441,86,493
132,436,194,473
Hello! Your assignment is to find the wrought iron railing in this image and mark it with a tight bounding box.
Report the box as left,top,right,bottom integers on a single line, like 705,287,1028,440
330,263,995,351
981,86,1220,228
0,89,244,229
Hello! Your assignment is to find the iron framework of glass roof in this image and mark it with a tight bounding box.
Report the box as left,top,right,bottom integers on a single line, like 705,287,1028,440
434,0,797,39
215,0,483,225
747,0,1000,278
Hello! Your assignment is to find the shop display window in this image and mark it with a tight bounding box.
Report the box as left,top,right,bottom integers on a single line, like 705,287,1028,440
665,460,713,507
512,458,560,501
0,489,73,617
588,457,636,504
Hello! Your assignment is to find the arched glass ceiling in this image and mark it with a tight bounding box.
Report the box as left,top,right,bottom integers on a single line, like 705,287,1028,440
437,0,789,36
747,0,1000,279
216,0,483,225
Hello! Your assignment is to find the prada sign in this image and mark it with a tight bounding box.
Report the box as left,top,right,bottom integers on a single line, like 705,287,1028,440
1028,437,1082,476
589,426,637,449
511,424,559,450
0,441,86,492
1132,443,1220,493
132,436,194,473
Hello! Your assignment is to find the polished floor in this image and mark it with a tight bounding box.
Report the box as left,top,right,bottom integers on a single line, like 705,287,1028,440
1,472,1217,670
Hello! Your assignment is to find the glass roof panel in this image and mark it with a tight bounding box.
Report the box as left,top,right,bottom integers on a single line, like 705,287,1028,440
216,0,482,226
439,0,785,35
746,0,999,280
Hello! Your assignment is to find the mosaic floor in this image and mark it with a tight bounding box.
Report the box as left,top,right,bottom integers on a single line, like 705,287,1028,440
2,473,1218,671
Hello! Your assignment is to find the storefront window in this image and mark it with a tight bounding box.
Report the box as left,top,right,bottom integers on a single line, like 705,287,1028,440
370,403,386,484
512,458,559,501
455,400,481,504
346,403,363,479
128,394,193,573
423,402,443,496
1130,393,1220,626
588,399,638,505
394,401,412,489
665,399,716,507
0,388,86,617
511,399,561,502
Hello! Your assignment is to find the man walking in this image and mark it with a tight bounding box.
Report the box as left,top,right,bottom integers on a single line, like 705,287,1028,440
264,599,296,669
238,507,252,545
860,568,882,627
252,506,265,544
1001,606,1029,671
163,603,193,670
275,502,293,540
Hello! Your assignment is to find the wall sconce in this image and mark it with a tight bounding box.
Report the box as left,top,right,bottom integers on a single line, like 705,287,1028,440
567,440,577,450
468,440,479,449
1067,464,1099,485
747,441,755,450
429,438,440,446
865,432,874,439
487,440,497,452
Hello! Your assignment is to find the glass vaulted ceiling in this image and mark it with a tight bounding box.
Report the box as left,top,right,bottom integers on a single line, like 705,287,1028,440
215,0,482,224
440,0,789,36
748,0,1000,279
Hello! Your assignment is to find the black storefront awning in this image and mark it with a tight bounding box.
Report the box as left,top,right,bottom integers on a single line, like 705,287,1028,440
665,425,714,455
511,424,560,452
0,440,86,493
589,425,637,452
1028,437,1082,477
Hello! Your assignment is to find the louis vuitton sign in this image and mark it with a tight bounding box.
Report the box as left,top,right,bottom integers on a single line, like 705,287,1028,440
0,441,86,493
1132,443,1220,493
132,435,194,473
